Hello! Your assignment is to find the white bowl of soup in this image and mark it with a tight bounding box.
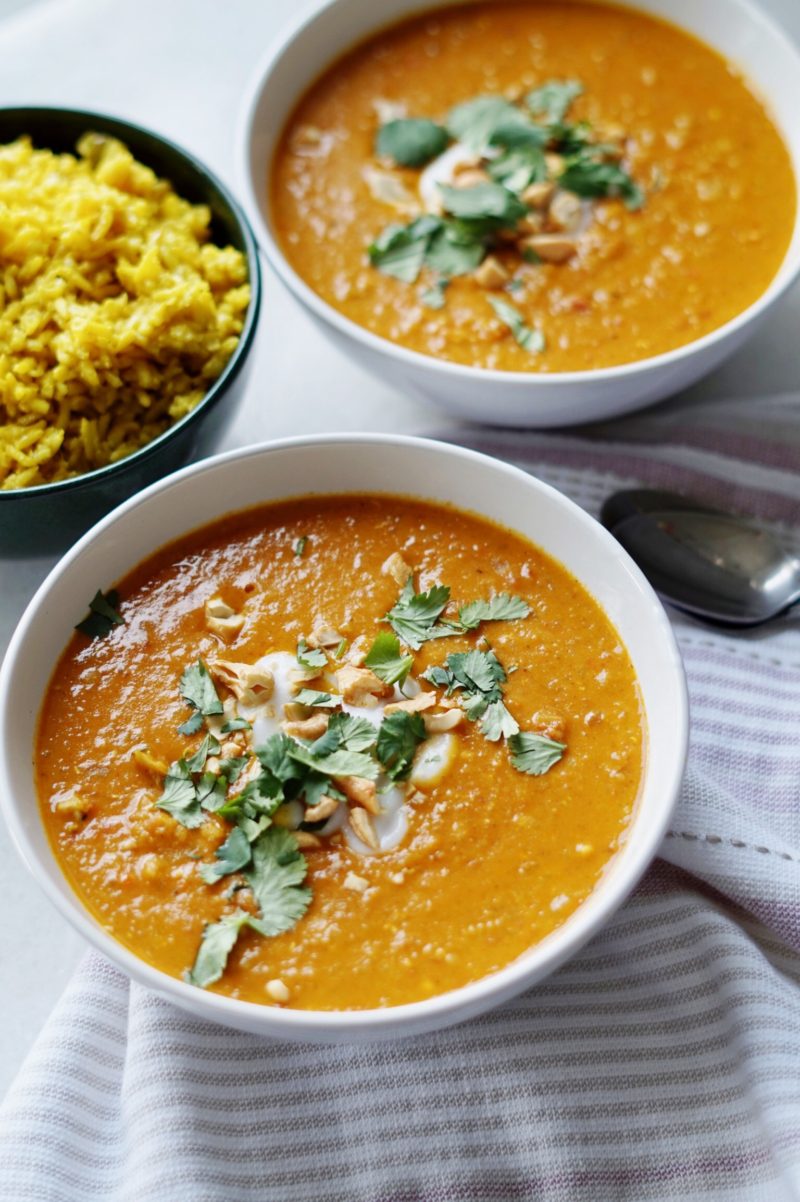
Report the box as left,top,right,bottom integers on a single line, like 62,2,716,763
239,0,800,427
0,435,687,1041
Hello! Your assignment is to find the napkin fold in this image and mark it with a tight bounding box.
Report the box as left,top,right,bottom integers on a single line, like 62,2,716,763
2,392,799,1202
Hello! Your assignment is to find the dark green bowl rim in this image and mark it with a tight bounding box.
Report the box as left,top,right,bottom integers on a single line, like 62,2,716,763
0,105,262,502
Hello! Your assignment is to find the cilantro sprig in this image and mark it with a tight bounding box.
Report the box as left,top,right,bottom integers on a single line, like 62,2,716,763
385,577,461,649
425,648,519,742
508,731,566,776
377,711,426,781
178,660,223,735
365,630,414,687
459,592,531,629
75,589,124,640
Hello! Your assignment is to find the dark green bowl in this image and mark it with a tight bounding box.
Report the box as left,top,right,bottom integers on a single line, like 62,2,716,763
0,107,261,557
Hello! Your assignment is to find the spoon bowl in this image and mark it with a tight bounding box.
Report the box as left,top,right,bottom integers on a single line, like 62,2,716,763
601,490,800,626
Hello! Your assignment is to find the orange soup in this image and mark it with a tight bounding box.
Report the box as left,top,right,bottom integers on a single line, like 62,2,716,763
272,1,796,372
37,496,643,1009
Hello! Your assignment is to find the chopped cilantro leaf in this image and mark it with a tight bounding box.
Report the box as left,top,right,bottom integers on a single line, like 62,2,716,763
559,155,643,210
377,711,426,781
196,771,228,812
185,733,221,775
508,731,566,775
368,215,442,283
488,144,547,194
293,536,308,558
385,577,460,649
447,95,528,152
177,712,204,737
424,224,486,276
187,910,250,988
365,630,414,687
296,639,327,671
488,296,545,353
293,689,339,708
376,117,449,166
199,827,252,885
180,660,223,721
480,700,520,741
526,79,584,124
334,638,348,659
459,593,531,630
424,648,519,742
157,761,204,828
439,181,526,226
244,828,312,938
75,589,124,639
221,717,252,734
218,755,248,784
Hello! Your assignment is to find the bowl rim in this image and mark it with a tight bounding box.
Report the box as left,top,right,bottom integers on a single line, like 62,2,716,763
236,0,800,388
0,432,689,1037
0,104,262,501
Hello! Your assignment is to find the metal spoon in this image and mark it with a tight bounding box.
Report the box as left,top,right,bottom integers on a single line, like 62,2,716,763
601,489,800,626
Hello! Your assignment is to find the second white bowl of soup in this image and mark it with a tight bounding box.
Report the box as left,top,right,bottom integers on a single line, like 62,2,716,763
239,0,800,426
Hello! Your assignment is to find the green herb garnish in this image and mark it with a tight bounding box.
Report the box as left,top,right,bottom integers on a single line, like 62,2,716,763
425,648,519,742
296,639,327,671
293,689,339,708
459,592,531,630
364,630,414,687
438,181,526,226
376,117,449,166
377,711,426,781
559,155,643,210
385,577,460,650
526,79,584,124
75,589,124,639
157,761,205,828
447,95,528,152
508,731,566,775
487,296,545,353
187,910,251,988
199,826,252,884
293,536,308,558
178,659,223,736
243,828,312,937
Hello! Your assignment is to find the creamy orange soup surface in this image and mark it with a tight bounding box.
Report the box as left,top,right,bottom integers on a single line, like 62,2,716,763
38,495,644,1009
272,1,796,372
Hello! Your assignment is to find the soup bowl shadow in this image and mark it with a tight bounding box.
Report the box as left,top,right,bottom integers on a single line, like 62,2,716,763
238,0,800,428
0,435,688,1041
0,107,261,557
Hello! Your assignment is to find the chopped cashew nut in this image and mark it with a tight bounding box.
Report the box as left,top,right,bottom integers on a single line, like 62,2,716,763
545,152,565,176
336,664,393,705
204,596,245,642
384,692,437,715
283,714,330,740
335,774,380,815
266,978,291,1002
423,708,464,733
349,807,380,851
548,191,583,233
522,181,556,209
132,747,169,777
344,871,369,894
53,792,89,820
308,619,343,649
295,831,322,849
209,659,274,706
474,255,509,289
522,234,577,263
304,795,339,823
453,166,490,188
381,551,412,586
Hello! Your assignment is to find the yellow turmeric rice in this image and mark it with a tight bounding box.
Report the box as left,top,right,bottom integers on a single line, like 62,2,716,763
0,133,250,490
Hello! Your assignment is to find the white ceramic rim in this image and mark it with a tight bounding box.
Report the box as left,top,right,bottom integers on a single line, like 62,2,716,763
236,0,800,388
0,434,689,1036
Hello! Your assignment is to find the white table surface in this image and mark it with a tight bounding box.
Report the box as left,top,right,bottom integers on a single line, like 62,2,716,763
1,0,799,1101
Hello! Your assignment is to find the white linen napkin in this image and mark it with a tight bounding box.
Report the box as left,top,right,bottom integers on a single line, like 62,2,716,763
1,392,799,1202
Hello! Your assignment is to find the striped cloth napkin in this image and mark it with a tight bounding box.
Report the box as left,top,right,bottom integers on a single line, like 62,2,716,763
1,392,799,1202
